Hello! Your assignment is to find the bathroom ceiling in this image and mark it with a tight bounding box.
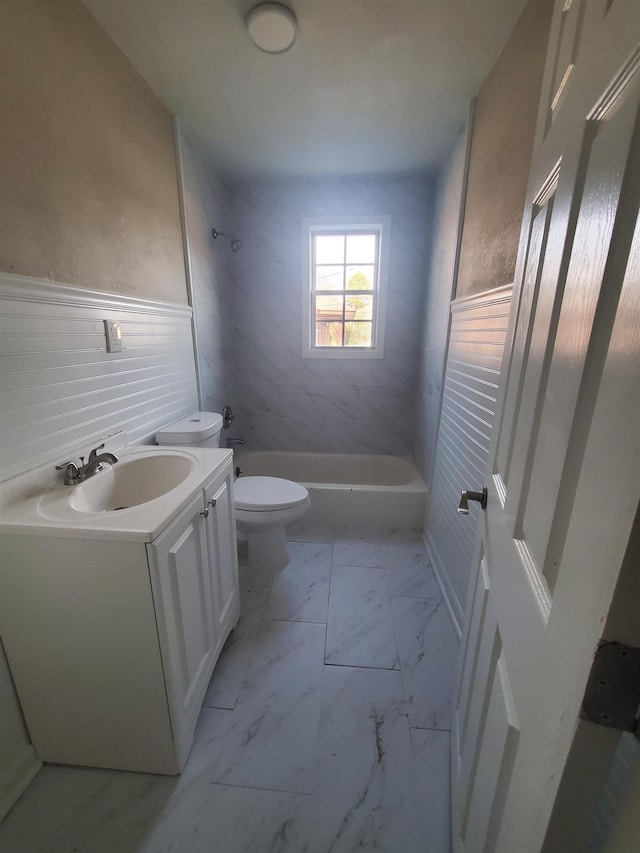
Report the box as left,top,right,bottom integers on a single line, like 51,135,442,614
83,0,527,179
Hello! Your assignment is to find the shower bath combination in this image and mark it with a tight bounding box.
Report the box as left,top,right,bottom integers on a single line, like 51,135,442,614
211,228,242,252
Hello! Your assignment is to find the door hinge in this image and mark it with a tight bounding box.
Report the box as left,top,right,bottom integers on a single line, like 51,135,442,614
580,642,640,733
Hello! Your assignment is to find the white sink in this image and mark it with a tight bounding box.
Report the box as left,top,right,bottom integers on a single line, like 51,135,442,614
70,454,194,513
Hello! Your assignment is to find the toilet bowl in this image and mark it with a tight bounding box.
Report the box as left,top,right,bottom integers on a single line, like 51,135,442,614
155,412,309,572
235,476,310,572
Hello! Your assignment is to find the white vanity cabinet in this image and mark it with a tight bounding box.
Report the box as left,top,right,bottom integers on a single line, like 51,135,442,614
146,467,240,768
0,455,239,776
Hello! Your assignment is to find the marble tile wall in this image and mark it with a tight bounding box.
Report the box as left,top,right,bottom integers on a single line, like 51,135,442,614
225,176,435,457
178,127,233,414
413,119,470,486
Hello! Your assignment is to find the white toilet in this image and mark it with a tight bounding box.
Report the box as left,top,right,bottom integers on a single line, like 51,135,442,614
155,411,310,572
234,475,309,572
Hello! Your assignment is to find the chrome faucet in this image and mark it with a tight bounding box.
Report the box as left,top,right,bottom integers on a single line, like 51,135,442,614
55,443,118,485
86,443,119,474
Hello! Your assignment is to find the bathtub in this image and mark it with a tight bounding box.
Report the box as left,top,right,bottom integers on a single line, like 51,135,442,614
234,451,426,530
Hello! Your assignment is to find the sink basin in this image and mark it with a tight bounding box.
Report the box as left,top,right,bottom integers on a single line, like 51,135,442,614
70,454,194,513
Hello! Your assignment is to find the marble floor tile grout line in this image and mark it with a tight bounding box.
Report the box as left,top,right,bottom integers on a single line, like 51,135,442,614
410,724,453,732
323,661,404,673
311,651,329,801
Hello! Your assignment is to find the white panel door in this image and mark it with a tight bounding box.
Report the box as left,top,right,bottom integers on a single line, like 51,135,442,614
452,2,640,851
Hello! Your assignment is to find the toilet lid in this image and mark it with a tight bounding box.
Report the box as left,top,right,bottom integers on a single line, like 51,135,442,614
234,476,309,511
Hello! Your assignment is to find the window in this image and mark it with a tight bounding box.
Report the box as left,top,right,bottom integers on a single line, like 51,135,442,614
302,216,390,358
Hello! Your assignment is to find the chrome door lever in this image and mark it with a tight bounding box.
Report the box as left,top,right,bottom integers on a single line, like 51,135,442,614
458,487,488,514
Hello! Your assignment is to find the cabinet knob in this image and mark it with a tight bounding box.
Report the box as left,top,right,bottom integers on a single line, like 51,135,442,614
200,507,209,519
208,498,217,508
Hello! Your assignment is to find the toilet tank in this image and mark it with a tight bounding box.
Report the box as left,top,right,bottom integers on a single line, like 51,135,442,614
155,411,223,448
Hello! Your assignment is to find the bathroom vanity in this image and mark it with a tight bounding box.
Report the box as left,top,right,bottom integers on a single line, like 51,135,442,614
0,445,240,775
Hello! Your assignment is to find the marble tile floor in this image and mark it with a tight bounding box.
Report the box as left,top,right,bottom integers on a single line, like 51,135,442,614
0,525,458,853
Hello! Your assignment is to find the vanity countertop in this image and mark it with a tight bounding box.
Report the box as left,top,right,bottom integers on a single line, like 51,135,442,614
0,445,233,542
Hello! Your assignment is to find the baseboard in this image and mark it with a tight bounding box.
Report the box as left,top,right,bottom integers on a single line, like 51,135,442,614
424,532,463,639
0,744,41,823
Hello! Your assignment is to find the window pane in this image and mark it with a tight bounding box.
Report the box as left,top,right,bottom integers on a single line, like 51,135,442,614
316,322,343,347
346,233,376,264
346,265,375,290
344,322,372,347
315,294,344,322
315,265,344,290
346,293,373,320
315,234,344,264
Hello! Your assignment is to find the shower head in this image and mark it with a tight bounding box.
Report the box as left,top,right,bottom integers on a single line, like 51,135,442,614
212,228,243,252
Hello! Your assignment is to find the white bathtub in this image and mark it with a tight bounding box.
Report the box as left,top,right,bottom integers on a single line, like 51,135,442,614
234,451,426,530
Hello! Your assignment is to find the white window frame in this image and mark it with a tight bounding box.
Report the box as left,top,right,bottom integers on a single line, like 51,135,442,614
302,215,391,359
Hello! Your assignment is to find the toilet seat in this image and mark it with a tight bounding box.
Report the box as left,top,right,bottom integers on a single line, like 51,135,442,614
234,476,308,512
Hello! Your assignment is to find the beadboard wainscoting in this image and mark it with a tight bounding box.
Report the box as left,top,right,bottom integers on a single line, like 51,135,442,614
425,285,512,633
0,275,199,484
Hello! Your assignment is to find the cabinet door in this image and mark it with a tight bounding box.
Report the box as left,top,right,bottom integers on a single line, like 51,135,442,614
147,493,215,764
204,471,240,638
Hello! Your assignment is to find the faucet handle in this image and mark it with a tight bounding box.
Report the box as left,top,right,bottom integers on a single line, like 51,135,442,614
55,461,81,485
55,461,78,471
88,443,105,462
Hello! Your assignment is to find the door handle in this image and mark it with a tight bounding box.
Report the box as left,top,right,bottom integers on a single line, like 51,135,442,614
200,507,209,519
208,499,217,508
458,487,488,514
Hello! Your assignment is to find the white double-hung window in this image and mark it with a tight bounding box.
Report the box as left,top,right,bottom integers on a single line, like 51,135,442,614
302,216,390,358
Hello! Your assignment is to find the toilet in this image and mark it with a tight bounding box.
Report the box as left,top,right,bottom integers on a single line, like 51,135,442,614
234,475,310,572
155,411,310,572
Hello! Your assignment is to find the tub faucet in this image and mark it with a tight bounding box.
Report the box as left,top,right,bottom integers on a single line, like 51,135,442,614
55,443,118,485
226,437,245,448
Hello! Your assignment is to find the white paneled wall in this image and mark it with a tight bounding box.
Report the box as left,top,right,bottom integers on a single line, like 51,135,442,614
0,275,199,483
425,285,512,633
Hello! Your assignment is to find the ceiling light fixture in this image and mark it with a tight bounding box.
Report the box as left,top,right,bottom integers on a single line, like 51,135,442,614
247,3,297,54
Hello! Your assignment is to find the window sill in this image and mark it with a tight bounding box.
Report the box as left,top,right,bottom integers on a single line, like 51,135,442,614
302,346,384,360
